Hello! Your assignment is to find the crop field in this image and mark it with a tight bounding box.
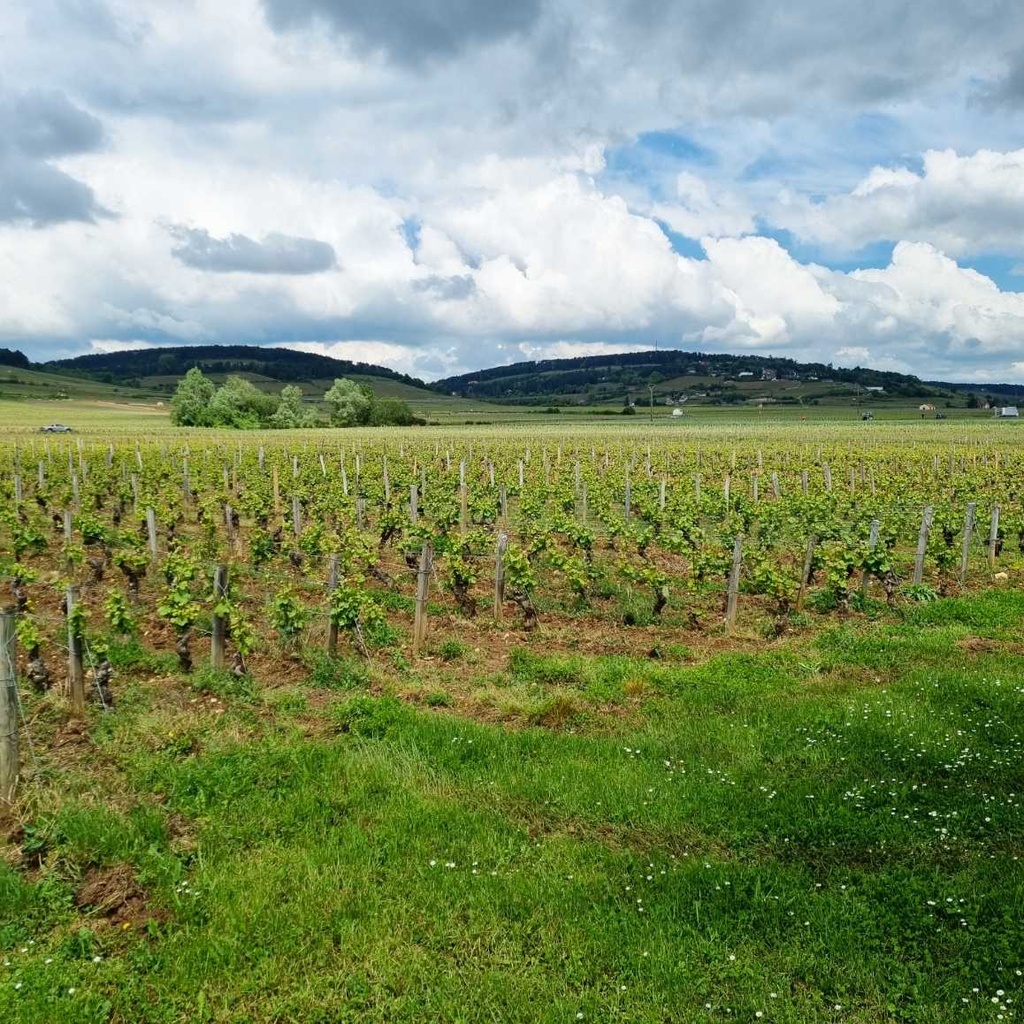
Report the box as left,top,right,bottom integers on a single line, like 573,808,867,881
1,418,1023,1022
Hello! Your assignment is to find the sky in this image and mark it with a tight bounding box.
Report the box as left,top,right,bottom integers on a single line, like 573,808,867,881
2,1,1024,382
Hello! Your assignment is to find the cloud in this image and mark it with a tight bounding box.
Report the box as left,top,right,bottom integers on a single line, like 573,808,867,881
169,227,338,274
262,0,542,67
88,338,155,354
774,148,1024,257
4,0,1024,381
649,173,756,239
0,87,107,225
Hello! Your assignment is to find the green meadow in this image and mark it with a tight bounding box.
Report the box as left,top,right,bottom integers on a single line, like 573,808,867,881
3,590,1023,1023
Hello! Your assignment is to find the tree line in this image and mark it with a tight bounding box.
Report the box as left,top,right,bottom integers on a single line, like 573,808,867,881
170,368,423,428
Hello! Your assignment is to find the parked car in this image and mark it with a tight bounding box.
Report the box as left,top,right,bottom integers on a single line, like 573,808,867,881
40,423,73,433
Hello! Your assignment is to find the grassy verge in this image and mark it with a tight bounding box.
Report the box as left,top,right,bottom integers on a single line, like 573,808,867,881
2,594,1023,1022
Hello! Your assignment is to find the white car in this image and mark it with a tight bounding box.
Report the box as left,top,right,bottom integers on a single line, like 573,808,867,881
40,423,73,433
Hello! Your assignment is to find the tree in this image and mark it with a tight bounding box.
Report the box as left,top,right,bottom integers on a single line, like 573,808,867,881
324,378,372,426
170,367,216,426
207,375,276,429
271,384,318,428
0,348,30,369
367,396,418,426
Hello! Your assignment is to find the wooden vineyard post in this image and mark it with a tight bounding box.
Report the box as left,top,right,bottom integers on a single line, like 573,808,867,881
146,508,158,560
494,532,508,622
272,465,280,514
771,472,780,499
37,461,45,489
182,458,190,503
861,519,881,599
327,555,340,657
960,502,977,584
62,510,73,555
694,474,701,502
409,484,418,525
211,565,228,671
12,474,21,504
913,506,934,585
624,472,631,522
383,457,391,502
292,495,302,539
723,474,730,509
0,612,18,803
801,469,808,495
356,498,365,531
130,473,138,512
412,542,433,656
66,586,85,717
989,504,1000,571
659,478,666,512
72,472,80,510
725,534,743,632
518,461,524,489
752,473,759,503
823,463,832,492
341,461,348,497
796,536,817,611
499,485,508,524
460,483,469,535
580,482,588,523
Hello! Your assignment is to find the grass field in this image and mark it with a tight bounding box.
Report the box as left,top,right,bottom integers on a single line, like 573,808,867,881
1,413,1023,1023
2,592,1023,1022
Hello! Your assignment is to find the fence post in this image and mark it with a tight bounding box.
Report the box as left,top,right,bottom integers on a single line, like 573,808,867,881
66,586,85,717
211,566,228,670
861,519,881,599
913,506,934,585
0,613,18,803
960,502,976,584
989,504,1000,571
409,484,418,525
292,495,302,539
413,542,432,656
725,534,743,632
796,536,817,611
494,532,508,622
327,555,340,657
146,507,158,560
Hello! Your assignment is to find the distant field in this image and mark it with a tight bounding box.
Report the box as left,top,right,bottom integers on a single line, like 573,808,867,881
0,393,1011,438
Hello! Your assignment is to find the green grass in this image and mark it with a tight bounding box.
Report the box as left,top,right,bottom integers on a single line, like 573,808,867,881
2,594,1024,1021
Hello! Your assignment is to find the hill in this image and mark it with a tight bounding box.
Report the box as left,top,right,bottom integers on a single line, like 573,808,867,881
0,344,521,425
431,350,960,407
44,344,426,392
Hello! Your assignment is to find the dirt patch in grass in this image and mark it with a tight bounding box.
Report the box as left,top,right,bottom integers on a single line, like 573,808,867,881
956,635,1024,656
75,863,169,931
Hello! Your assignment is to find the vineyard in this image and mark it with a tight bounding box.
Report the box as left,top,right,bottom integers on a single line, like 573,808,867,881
1,421,1024,1022
0,428,1020,682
